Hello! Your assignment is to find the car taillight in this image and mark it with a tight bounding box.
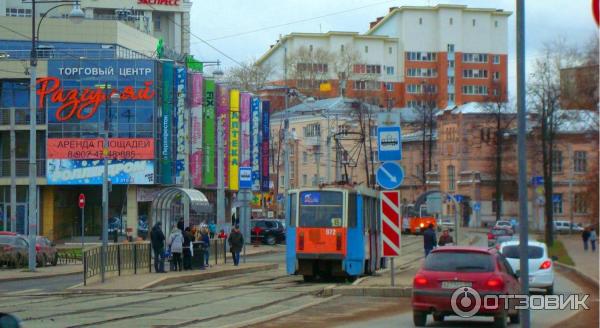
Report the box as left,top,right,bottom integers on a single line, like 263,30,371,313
298,233,304,251
488,233,493,240
413,275,428,286
35,244,41,252
253,227,263,235
486,277,504,290
539,260,552,270
336,233,342,251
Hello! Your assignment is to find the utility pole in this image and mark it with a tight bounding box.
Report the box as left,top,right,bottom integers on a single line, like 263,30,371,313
101,82,110,283
326,114,331,184
516,0,530,326
315,131,321,185
9,107,16,232
217,118,226,232
28,0,38,272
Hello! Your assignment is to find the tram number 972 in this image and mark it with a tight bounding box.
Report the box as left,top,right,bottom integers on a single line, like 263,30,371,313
325,228,336,236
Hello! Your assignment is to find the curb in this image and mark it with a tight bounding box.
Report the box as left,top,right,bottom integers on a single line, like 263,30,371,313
69,263,278,291
554,262,599,289
0,269,82,283
322,285,413,298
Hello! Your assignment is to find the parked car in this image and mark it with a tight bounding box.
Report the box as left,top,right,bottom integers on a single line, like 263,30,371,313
499,240,555,294
553,220,584,233
251,219,285,245
412,246,521,327
494,220,513,230
35,236,58,266
0,234,29,268
488,227,513,247
494,235,515,250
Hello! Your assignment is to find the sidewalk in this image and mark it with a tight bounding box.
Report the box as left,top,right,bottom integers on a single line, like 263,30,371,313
71,262,278,291
559,235,599,283
0,264,82,282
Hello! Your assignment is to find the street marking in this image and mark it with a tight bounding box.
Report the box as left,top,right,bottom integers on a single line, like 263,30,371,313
3,288,42,295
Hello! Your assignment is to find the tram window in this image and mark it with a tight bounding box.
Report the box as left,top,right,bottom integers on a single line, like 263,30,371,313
348,194,357,228
289,193,297,227
298,191,343,228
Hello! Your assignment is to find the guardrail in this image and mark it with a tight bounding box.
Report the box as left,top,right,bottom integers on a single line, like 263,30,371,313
83,242,151,286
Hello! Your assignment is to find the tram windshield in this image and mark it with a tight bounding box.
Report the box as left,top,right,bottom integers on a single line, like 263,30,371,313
298,191,344,228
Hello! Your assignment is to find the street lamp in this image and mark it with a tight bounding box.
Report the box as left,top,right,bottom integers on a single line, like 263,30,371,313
26,0,84,272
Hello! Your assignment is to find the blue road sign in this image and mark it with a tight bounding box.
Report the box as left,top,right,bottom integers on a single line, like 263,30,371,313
376,162,404,190
377,126,402,161
239,167,252,189
552,194,562,203
532,176,544,186
473,202,481,211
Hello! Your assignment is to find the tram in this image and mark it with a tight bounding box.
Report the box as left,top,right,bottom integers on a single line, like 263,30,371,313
285,186,382,281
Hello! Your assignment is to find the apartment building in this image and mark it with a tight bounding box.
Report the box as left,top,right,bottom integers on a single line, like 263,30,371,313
1,0,191,56
257,4,510,111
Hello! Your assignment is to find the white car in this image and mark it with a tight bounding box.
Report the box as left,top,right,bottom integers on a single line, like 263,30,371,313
554,220,584,233
499,240,555,294
494,220,513,230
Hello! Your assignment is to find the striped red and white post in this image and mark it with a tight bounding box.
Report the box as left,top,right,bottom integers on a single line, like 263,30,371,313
380,190,401,286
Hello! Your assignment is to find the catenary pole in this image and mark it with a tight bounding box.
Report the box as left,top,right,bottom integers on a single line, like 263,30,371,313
28,0,38,272
516,0,530,326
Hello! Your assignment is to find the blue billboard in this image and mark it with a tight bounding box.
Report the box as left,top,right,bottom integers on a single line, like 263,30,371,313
47,159,154,185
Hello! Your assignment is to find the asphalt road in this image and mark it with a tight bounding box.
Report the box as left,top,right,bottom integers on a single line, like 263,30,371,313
0,274,82,293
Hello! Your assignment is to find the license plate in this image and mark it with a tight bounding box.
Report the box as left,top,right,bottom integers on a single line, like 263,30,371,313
442,281,472,289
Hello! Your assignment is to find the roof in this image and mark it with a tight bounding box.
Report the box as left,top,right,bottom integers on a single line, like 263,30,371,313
271,97,381,120
436,102,516,116
367,4,512,35
402,129,438,142
256,31,396,65
554,109,599,134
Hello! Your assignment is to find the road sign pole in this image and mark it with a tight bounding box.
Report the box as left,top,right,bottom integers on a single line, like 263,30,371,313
81,207,84,250
390,257,395,286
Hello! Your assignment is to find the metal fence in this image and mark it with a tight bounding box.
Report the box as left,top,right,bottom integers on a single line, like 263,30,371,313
83,242,151,285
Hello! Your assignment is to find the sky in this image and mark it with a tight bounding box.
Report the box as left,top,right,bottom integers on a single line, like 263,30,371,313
189,0,598,96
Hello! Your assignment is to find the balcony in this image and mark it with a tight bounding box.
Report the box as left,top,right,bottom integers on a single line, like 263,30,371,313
0,108,46,127
0,159,46,177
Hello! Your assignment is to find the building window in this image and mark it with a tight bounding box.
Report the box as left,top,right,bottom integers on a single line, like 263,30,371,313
388,47,392,54
406,52,437,62
447,165,455,191
354,80,381,90
574,193,588,214
340,44,344,52
447,44,455,52
493,72,500,80
448,77,455,85
406,68,438,78
280,175,285,187
312,175,318,186
463,69,488,79
448,93,455,102
296,63,328,73
6,8,32,17
366,65,381,74
552,194,563,214
309,45,313,52
154,16,161,31
493,55,500,64
302,174,307,186
386,66,394,75
407,84,437,94
385,82,393,91
462,85,488,95
472,19,476,26
495,20,499,28
448,60,455,68
449,17,453,25
462,53,488,63
493,88,499,96
302,151,308,163
303,123,321,137
419,17,423,25
552,150,563,173
364,45,368,53
574,151,587,172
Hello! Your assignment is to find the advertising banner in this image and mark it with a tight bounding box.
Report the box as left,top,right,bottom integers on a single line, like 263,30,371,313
189,73,203,187
160,61,174,184
229,89,240,191
47,138,154,159
261,101,270,192
174,66,187,184
240,92,251,167
216,84,230,188
202,79,216,186
250,97,261,191
47,159,154,185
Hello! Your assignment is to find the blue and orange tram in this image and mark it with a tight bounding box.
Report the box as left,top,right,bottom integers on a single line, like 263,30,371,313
285,186,382,281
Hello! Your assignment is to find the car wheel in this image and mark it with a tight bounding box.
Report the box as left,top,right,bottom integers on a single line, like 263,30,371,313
432,314,444,322
509,312,520,324
546,285,554,295
413,311,427,327
493,311,508,328
265,234,276,245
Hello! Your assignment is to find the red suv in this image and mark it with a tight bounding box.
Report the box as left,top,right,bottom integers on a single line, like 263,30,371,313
412,246,521,328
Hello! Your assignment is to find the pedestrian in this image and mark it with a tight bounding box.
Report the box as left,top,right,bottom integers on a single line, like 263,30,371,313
201,227,211,267
228,225,244,266
218,229,227,239
582,228,591,251
208,221,216,239
177,217,185,232
438,228,454,246
150,222,166,273
590,227,597,252
183,227,195,270
168,225,184,271
423,223,437,256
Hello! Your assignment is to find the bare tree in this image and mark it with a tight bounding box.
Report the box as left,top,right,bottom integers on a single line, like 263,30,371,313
286,46,334,96
226,59,274,93
412,82,441,188
334,44,363,97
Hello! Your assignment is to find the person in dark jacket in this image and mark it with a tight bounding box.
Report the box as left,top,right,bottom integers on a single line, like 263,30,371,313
228,225,244,266
177,218,185,232
150,222,166,273
182,227,195,270
423,224,437,256
200,228,211,267
582,228,591,251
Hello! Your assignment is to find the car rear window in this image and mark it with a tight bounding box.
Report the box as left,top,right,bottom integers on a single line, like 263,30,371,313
0,236,15,244
501,245,544,259
424,251,494,272
492,229,509,235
